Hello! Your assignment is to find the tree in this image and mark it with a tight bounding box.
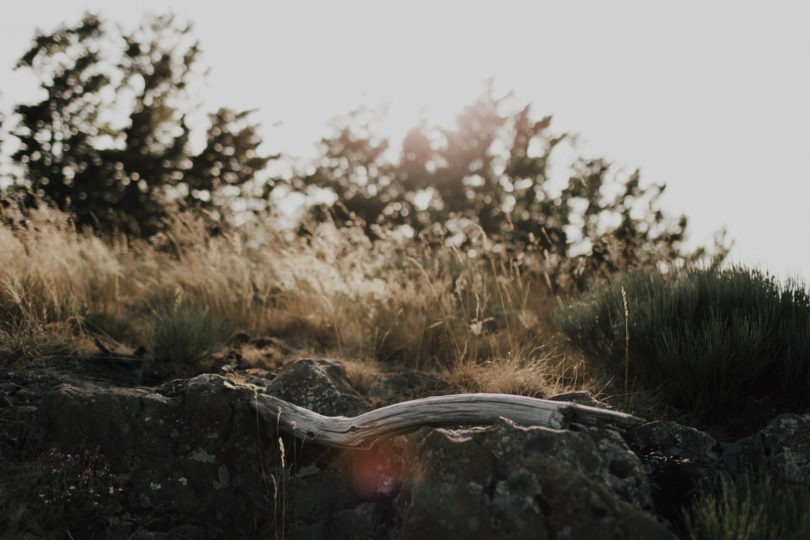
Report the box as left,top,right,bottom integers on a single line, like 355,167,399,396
298,86,728,282
10,12,274,235
300,106,406,234
100,13,200,235
432,85,507,232
185,107,278,216
10,13,111,224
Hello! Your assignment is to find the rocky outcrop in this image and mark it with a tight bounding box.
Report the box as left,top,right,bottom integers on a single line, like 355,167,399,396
2,357,809,538
625,414,810,526
35,374,278,534
625,421,723,524
395,419,672,539
722,414,810,485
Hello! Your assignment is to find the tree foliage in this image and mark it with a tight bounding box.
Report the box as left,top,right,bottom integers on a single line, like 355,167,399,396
299,84,726,285
9,12,274,235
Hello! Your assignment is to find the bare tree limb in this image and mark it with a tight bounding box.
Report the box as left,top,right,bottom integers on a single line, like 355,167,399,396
251,392,643,449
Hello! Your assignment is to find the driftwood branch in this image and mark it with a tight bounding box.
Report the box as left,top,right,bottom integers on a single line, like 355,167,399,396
251,393,643,449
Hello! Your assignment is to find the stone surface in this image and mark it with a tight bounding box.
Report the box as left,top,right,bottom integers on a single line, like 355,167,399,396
35,374,280,535
625,415,810,526
721,413,810,485
624,421,723,525
395,419,674,540
265,358,368,416
8,355,810,538
10,359,384,537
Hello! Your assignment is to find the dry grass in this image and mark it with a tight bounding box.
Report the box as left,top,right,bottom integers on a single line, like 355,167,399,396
447,345,575,397
0,202,575,392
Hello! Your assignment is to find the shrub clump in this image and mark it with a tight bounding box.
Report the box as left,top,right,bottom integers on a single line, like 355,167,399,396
556,265,810,423
147,290,233,376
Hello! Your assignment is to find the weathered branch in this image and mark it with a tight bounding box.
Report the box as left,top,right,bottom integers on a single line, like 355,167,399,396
251,393,643,449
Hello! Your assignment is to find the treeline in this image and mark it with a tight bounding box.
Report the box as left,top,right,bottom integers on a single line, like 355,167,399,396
0,12,727,286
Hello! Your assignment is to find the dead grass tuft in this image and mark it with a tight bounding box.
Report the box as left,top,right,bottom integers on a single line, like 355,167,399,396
0,202,577,393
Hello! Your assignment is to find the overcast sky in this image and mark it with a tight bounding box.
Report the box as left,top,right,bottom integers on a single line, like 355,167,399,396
2,1,809,282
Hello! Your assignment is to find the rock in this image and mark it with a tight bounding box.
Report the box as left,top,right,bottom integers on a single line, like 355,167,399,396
24,359,383,537
332,501,390,540
625,414,810,526
20,356,809,538
721,413,810,484
35,374,282,535
624,421,722,524
265,358,368,416
292,473,355,526
396,418,674,539
290,438,405,538
349,438,405,499
583,426,654,510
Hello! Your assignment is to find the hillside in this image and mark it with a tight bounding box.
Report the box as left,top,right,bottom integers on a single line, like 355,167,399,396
1,205,809,538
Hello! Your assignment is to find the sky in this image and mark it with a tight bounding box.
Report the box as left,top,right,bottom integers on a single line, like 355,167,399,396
2,1,809,282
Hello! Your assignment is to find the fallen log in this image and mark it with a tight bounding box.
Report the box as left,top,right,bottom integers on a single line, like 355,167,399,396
251,392,644,449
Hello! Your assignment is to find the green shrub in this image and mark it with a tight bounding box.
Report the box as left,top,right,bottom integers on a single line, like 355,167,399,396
556,265,810,421
148,290,233,375
682,472,810,540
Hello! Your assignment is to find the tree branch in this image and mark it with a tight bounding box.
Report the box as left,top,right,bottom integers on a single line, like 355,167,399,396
251,392,643,449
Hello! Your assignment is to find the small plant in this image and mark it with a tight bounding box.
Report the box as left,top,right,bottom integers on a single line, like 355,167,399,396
556,265,810,423
148,289,233,376
682,472,810,540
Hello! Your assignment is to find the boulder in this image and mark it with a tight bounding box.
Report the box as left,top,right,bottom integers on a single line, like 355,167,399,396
624,414,810,526
396,418,674,540
35,374,279,535
26,360,376,537
624,421,723,525
265,358,368,416
22,356,810,538
721,413,810,484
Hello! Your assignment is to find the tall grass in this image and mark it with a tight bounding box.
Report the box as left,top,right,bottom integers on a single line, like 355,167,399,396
682,472,810,540
0,203,566,394
556,265,810,422
0,206,122,326
0,205,124,364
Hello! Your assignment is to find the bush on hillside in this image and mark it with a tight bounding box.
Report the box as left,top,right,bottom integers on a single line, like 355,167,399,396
556,265,810,424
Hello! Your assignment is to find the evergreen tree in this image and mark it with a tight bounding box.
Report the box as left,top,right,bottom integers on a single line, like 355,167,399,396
10,12,274,235
11,13,111,224
299,86,727,279
301,106,405,233
185,107,277,216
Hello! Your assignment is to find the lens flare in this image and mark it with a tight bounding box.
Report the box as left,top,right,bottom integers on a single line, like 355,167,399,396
350,439,403,499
